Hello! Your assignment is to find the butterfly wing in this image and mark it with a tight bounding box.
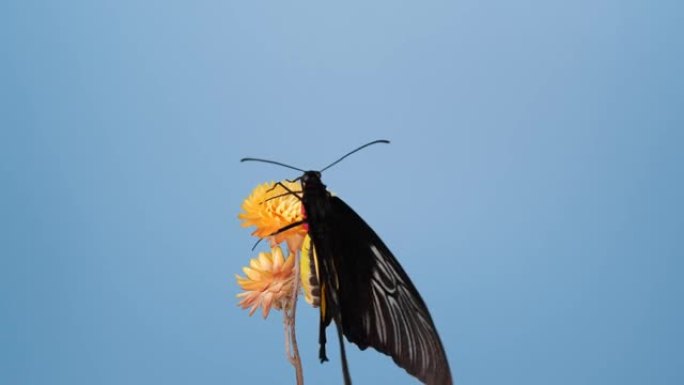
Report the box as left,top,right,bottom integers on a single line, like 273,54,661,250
327,196,453,385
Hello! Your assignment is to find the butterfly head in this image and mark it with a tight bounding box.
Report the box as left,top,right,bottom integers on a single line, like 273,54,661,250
301,171,323,188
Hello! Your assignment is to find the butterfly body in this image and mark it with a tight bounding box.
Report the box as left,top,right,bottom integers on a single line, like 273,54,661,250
299,171,345,363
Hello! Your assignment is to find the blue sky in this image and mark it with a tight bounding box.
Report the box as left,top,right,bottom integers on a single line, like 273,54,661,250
2,1,683,384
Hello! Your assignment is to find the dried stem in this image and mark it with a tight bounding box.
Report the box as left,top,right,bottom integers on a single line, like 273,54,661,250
284,248,304,385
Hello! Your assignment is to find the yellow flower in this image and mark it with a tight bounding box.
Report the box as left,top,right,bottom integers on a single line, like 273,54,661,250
238,181,306,248
236,246,296,318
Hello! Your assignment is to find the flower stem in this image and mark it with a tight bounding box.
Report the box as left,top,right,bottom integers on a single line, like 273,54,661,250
284,250,304,385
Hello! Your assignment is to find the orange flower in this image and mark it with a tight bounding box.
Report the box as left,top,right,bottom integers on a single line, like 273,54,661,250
236,246,296,318
238,181,306,249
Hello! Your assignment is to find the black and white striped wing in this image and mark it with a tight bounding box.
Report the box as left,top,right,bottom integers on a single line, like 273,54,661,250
329,197,452,385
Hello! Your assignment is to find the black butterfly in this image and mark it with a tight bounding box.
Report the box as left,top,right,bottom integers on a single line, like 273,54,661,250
242,140,452,385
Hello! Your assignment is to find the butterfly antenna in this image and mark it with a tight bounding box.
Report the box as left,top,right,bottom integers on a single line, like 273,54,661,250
319,139,390,172
240,158,305,172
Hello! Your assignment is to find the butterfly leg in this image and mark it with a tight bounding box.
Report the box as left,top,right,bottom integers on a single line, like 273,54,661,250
266,182,303,201
319,310,328,362
250,220,307,250
318,297,354,385
336,321,353,385
270,220,306,236
319,264,352,384
260,190,303,205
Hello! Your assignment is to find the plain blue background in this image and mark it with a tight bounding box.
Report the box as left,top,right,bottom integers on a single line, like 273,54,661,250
2,1,682,384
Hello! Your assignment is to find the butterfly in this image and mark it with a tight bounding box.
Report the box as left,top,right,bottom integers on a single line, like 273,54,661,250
242,140,452,385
